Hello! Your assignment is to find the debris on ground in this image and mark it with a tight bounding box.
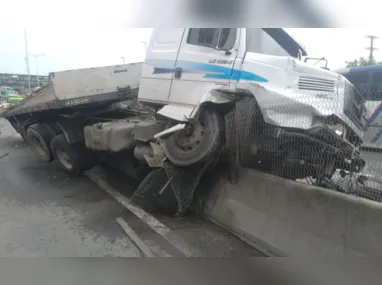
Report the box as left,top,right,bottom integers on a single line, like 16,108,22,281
0,153,9,159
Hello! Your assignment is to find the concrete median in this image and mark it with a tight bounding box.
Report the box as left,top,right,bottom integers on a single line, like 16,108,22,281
200,167,382,256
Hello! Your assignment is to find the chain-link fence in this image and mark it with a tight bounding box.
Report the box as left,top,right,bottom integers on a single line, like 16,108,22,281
228,77,382,203
337,68,382,201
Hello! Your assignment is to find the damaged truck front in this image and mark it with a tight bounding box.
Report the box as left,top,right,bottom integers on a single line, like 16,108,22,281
233,42,367,182
86,28,367,215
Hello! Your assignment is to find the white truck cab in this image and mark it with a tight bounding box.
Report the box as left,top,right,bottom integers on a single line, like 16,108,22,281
137,28,367,181
139,28,365,135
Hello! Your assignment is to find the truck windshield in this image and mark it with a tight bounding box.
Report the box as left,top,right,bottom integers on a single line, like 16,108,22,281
340,66,382,101
246,28,307,58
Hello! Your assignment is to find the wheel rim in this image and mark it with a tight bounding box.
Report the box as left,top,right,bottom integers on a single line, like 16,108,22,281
161,109,223,166
56,148,72,169
174,120,206,152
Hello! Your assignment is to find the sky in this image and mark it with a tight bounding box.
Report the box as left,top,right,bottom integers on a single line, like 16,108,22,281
1,27,380,76
288,28,382,69
0,28,152,75
1,0,381,75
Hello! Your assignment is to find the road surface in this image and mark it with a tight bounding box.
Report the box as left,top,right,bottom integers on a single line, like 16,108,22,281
0,117,140,256
0,117,263,257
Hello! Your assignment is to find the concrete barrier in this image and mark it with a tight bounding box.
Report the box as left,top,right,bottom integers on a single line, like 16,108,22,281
200,167,382,256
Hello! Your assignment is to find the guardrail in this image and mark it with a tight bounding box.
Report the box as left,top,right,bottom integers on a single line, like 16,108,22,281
200,167,382,256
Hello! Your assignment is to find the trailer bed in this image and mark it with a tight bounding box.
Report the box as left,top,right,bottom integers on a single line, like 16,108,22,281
4,63,143,117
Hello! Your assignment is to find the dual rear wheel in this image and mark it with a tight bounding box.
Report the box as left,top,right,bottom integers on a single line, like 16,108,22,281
26,124,55,162
50,134,96,175
26,123,95,175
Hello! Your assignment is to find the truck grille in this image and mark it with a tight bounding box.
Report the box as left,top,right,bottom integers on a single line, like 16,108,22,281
298,76,336,92
344,80,366,129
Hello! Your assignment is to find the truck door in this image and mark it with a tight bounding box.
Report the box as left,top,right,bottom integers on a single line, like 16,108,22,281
138,28,185,104
168,28,239,106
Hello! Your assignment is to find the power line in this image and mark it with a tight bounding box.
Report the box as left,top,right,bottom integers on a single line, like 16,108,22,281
366,35,378,64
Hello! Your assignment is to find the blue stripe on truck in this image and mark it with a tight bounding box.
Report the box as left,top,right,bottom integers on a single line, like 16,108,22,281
147,59,268,82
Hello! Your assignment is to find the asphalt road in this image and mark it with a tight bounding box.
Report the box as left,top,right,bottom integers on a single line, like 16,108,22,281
0,117,140,257
0,117,263,257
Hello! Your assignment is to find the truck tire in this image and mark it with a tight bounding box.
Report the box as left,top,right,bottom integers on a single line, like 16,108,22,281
50,134,96,175
26,124,55,162
161,108,224,167
235,97,261,166
131,168,177,214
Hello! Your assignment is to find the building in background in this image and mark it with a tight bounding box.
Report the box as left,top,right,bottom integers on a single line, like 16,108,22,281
0,73,49,95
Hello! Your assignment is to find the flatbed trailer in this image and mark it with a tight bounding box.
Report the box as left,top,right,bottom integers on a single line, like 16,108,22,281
5,63,142,117
3,63,143,168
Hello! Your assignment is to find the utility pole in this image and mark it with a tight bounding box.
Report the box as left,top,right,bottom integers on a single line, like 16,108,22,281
366,35,378,65
29,54,45,87
24,28,31,94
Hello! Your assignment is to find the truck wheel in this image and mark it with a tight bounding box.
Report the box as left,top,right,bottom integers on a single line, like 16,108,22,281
50,134,96,175
26,124,55,162
161,108,224,167
131,168,177,214
235,97,261,166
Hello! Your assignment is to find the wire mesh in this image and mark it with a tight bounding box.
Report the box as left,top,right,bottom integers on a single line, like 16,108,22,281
221,79,382,203
162,160,214,217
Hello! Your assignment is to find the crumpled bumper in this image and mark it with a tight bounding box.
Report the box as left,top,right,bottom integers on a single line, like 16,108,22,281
236,82,364,140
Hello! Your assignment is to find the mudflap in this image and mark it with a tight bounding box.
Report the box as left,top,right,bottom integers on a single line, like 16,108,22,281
131,159,215,217
162,160,214,217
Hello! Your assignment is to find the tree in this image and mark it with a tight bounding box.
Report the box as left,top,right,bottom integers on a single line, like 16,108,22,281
345,57,382,68
346,57,376,67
